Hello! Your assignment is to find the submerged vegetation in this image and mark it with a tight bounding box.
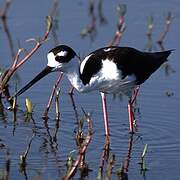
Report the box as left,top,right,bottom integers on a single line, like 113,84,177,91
0,0,176,179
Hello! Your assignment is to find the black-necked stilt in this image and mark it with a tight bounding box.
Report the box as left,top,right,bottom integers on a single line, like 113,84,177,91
15,45,172,136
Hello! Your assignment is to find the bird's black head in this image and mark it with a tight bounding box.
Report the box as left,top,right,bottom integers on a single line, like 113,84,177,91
48,45,76,65
14,45,76,97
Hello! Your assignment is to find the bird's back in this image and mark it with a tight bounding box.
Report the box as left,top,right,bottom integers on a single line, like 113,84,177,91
112,47,172,85
80,46,172,85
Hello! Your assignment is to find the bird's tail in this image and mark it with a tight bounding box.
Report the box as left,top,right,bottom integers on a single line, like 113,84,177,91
153,49,174,62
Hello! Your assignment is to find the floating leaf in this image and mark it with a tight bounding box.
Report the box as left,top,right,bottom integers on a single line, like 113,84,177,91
25,98,33,113
147,16,154,29
80,28,89,37
55,88,60,119
97,167,102,180
117,4,127,17
12,97,16,110
0,68,4,76
46,15,53,32
141,144,148,158
106,154,115,178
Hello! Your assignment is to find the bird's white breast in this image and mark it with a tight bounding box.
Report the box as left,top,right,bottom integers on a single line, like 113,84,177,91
88,59,136,96
87,59,121,91
101,59,120,80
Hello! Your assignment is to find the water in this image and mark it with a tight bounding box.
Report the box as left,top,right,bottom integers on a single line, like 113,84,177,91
0,0,180,179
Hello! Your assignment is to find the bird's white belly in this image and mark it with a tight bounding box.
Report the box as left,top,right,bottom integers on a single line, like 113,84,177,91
87,59,136,96
100,79,136,96
89,72,136,96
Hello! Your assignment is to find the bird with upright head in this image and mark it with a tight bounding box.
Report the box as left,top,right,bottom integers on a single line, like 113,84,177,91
14,45,173,137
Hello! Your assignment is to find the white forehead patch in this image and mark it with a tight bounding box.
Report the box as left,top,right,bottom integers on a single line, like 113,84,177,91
80,54,93,74
47,52,60,67
57,50,68,57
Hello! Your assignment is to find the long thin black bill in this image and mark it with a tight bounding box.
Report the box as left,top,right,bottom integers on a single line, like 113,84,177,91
15,66,54,97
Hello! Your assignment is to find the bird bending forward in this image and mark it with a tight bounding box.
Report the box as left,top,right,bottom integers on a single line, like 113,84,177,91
15,45,172,136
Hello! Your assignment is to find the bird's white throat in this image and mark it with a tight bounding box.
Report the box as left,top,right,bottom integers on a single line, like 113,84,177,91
61,57,93,93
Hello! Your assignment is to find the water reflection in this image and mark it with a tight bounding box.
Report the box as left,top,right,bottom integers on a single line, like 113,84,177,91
0,0,179,179
144,12,175,77
0,0,15,60
49,0,60,46
80,0,97,41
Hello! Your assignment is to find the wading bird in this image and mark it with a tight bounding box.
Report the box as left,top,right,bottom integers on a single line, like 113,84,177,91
15,45,172,137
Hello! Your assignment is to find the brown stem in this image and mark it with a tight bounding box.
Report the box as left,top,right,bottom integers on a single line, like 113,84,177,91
0,16,53,101
43,72,63,119
123,134,134,172
69,93,79,124
98,136,110,179
157,12,174,44
63,112,93,179
1,17,15,59
106,154,115,179
108,16,126,46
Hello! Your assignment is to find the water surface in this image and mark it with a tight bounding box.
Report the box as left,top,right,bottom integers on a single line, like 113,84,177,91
0,0,180,179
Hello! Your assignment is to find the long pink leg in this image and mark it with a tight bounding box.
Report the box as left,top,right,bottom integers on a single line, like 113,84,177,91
128,101,134,133
100,92,110,137
128,86,140,133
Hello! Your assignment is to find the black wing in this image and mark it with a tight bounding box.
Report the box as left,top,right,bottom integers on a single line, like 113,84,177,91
80,46,172,85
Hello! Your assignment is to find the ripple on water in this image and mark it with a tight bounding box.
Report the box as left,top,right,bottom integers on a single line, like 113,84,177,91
136,102,180,176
